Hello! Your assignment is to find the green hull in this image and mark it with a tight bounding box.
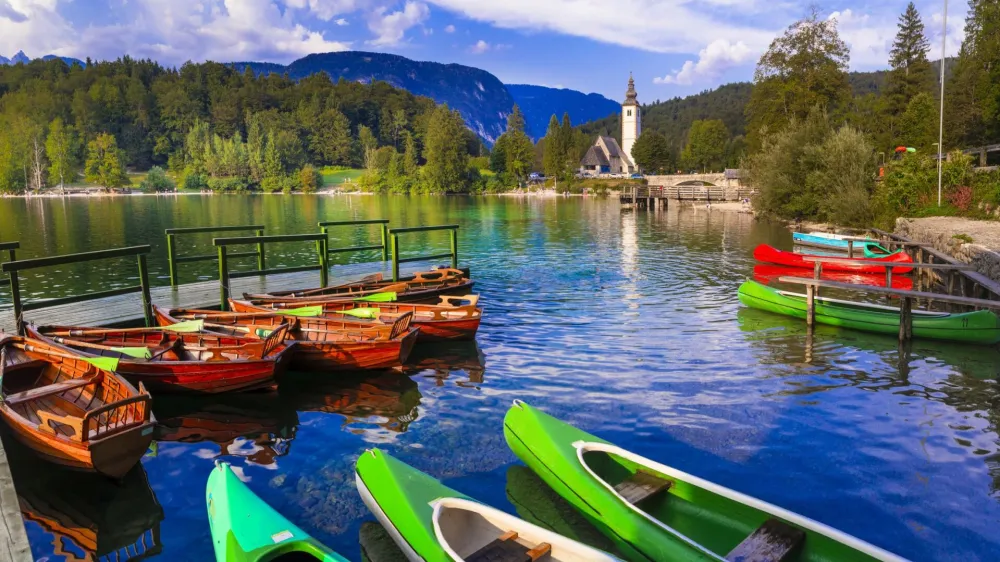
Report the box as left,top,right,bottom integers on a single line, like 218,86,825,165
206,463,347,562
355,449,467,562
739,280,1000,344
503,401,905,562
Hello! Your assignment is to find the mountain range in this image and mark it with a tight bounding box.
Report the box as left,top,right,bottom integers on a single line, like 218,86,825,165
0,50,86,67
231,51,621,144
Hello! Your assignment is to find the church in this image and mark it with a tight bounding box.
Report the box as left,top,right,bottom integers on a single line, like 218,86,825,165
580,75,641,176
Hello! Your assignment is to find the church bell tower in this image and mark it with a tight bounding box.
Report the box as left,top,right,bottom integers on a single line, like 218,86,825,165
622,73,641,170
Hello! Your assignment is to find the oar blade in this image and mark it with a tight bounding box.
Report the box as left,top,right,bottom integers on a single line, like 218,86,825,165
355,292,397,303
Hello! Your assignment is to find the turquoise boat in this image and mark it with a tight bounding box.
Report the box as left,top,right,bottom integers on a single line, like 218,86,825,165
792,232,898,258
504,401,908,562
206,462,348,562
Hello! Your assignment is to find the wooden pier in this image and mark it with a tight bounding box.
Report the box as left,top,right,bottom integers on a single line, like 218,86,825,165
619,185,750,208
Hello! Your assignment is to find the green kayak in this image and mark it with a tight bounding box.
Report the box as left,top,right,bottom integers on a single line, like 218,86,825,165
355,448,620,561
504,401,907,562
739,279,1000,345
206,462,348,562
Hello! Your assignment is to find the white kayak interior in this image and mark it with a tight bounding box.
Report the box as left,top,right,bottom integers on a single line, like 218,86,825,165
573,441,907,562
431,497,620,562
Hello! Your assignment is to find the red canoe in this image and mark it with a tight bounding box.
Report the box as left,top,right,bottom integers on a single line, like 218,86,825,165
753,244,913,274
753,265,914,290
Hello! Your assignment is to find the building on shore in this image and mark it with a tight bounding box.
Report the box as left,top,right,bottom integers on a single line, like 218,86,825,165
580,75,641,176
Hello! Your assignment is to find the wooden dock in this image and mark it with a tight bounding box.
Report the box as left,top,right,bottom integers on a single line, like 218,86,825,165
0,260,412,333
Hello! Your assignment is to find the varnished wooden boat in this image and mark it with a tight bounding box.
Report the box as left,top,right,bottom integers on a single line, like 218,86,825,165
244,269,475,304
25,324,294,395
153,306,419,371
0,335,155,479
228,294,482,342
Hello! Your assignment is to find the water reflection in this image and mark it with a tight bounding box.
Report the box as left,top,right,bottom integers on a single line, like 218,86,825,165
4,431,164,562
359,521,406,562
151,392,298,468
404,342,486,387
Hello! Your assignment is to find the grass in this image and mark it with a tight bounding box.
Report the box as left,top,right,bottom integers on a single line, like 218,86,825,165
953,233,975,244
320,167,365,187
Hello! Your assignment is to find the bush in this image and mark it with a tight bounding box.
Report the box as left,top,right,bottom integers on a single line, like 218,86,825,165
810,127,876,226
469,156,490,171
206,176,250,192
299,165,321,193
261,175,298,193
947,185,974,212
183,173,208,191
139,166,176,193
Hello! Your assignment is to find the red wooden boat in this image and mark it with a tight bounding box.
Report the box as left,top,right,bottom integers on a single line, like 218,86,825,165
153,306,419,372
25,324,294,394
0,335,155,479
753,244,913,274
752,265,914,291
243,269,474,304
228,295,482,342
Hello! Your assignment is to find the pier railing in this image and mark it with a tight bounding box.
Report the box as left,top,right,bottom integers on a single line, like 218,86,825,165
388,225,459,281
1,245,153,334
166,225,265,286
0,242,18,288
319,219,390,262
214,233,328,309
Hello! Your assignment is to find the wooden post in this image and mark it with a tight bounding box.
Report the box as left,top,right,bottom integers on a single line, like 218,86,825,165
256,228,266,272
885,267,893,290
9,270,23,335
813,262,822,280
899,296,913,342
217,246,230,311
381,223,389,261
317,238,329,288
847,240,854,258
806,284,816,327
450,229,458,270
391,234,400,282
166,233,178,287
137,254,153,327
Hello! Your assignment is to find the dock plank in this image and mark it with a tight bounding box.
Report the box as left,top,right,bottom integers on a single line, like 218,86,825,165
0,260,439,333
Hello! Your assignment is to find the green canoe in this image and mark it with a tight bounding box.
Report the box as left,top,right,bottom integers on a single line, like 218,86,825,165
738,279,1000,345
206,462,348,562
504,401,907,562
355,448,620,561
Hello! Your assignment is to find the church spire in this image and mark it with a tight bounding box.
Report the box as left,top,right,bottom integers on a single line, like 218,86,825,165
624,72,638,106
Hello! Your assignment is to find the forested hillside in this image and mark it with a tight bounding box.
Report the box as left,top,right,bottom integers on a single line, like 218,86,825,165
0,57,482,193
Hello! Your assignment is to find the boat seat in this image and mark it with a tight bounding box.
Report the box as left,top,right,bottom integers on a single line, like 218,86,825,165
4,375,99,406
725,519,805,562
466,531,552,562
614,470,673,505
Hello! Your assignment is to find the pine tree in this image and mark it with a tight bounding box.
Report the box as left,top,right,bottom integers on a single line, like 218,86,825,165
542,115,563,177
403,132,419,175
263,131,283,179
886,2,932,117
423,105,469,192
506,104,526,134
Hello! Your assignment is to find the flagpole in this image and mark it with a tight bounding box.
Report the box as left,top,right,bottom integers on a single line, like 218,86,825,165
937,0,948,207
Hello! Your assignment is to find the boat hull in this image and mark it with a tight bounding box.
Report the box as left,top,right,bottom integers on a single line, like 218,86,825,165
291,329,418,371
753,265,913,291
504,401,905,562
738,280,1000,344
792,233,897,258
754,244,913,274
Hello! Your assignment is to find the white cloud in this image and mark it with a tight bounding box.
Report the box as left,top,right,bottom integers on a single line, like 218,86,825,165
469,39,489,54
654,39,751,85
282,0,360,22
444,23,454,33
0,1,28,23
366,1,429,46
335,17,348,26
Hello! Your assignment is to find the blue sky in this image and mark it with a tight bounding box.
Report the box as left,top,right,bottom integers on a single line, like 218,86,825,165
0,0,969,101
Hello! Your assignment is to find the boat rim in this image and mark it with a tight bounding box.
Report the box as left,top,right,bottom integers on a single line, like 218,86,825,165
354,456,424,562
570,440,908,562
774,289,951,317
429,496,619,562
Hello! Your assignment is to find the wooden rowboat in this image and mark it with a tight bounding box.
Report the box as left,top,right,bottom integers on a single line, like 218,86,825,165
228,295,482,342
0,335,155,479
754,244,913,274
153,306,419,371
244,269,475,304
25,324,294,395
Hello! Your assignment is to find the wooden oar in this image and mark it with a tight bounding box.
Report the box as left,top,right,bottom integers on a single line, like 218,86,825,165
42,320,205,337
10,342,120,372
47,337,153,359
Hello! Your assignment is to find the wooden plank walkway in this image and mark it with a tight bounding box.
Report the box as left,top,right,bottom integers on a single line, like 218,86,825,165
0,260,415,333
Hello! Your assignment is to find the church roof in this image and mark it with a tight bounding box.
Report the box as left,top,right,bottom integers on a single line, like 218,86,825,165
581,145,610,167
600,136,622,158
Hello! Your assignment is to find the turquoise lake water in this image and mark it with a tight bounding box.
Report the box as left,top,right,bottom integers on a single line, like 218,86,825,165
1,194,999,561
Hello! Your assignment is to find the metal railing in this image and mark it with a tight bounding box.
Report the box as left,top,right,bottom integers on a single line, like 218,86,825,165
388,225,459,281
166,225,265,286
1,245,153,334
319,219,390,262
0,241,18,288
214,233,328,309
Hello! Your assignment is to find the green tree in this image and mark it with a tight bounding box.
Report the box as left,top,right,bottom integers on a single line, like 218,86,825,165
422,105,470,192
263,131,283,179
886,2,933,116
898,92,937,152
358,125,378,172
493,105,535,183
746,9,851,150
311,109,353,166
683,120,729,172
84,133,130,188
403,132,419,175
946,0,1000,145
139,165,176,192
630,130,671,173
542,115,564,178
299,164,320,193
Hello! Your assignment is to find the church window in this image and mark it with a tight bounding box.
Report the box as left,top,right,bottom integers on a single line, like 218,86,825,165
627,110,632,117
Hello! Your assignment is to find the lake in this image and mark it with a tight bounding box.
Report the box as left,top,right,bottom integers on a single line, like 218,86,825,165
2,194,999,561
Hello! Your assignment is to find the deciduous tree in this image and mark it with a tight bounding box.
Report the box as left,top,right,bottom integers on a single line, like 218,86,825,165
84,133,130,188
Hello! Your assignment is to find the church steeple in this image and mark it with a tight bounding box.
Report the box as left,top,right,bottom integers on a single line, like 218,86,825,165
624,72,639,106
